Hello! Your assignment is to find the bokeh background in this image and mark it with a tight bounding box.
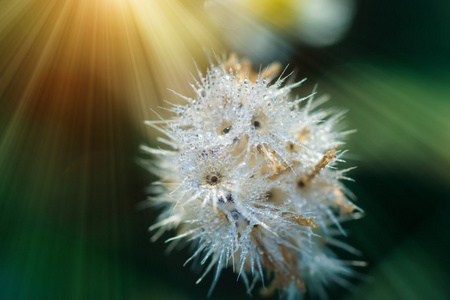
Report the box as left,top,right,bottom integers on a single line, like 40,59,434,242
0,0,449,299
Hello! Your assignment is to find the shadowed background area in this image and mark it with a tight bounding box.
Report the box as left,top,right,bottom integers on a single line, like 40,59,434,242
0,0,449,299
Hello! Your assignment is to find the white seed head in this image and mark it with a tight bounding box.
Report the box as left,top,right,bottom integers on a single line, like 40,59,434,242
143,55,363,298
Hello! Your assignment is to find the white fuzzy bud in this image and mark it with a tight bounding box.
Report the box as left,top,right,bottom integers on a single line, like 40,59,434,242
144,55,363,298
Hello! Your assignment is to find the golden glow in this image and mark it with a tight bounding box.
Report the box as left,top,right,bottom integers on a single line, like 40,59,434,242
0,0,223,139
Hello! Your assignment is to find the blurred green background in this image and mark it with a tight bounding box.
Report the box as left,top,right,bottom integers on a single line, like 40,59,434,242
0,0,449,299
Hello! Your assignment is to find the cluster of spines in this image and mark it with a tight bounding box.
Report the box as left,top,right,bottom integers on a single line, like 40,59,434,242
143,54,364,299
